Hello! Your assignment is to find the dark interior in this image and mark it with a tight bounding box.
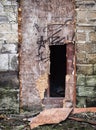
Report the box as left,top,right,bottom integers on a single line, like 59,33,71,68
49,45,66,97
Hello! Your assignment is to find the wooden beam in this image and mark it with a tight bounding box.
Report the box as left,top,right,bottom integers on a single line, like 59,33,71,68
73,108,96,114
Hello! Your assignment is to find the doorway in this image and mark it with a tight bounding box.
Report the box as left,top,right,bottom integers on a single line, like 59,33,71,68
49,45,66,97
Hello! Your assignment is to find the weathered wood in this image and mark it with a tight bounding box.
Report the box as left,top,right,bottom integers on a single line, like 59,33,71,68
30,108,73,129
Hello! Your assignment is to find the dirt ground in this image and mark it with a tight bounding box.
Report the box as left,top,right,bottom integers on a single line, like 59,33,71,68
0,112,96,130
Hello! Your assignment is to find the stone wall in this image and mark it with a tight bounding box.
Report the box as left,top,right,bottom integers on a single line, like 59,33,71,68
76,0,96,107
0,0,96,114
0,0,19,114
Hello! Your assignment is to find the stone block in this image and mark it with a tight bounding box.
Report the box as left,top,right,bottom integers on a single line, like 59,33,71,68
0,89,19,114
0,3,4,12
77,10,87,23
84,43,96,53
0,15,8,23
86,54,96,64
0,32,18,43
86,97,96,107
89,32,96,42
12,23,18,32
4,5,17,12
76,43,85,53
84,0,95,8
77,64,93,75
77,86,96,97
9,54,18,71
0,23,12,33
0,42,2,53
87,11,96,22
77,74,85,86
4,33,18,43
77,86,85,97
85,87,96,97
1,0,17,6
0,33,4,38
76,32,86,41
6,12,17,23
76,53,86,64
0,40,3,44
1,43,18,53
76,26,95,32
77,1,96,10
86,75,96,86
0,54,8,71
76,96,87,108
93,64,96,74
0,72,19,90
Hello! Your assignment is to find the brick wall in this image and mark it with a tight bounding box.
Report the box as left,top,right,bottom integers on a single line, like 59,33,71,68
76,0,96,107
0,0,19,114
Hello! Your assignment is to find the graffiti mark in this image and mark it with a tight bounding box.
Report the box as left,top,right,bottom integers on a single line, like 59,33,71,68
36,36,48,62
35,20,75,62
49,29,61,38
37,36,45,49
34,23,40,32
47,20,75,45
48,28,65,45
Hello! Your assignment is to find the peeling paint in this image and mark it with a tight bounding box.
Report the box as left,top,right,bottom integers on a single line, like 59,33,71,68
64,74,75,106
66,74,71,82
36,73,49,100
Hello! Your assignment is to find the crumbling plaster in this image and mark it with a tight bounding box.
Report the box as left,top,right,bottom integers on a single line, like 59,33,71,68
20,0,75,111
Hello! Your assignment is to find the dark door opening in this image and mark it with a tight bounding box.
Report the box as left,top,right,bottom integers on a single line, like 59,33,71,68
49,45,66,97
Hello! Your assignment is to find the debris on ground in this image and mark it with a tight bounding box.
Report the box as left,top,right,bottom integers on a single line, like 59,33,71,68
30,108,73,129
0,110,96,130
